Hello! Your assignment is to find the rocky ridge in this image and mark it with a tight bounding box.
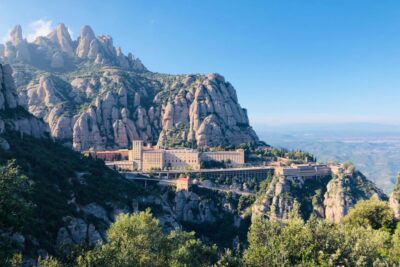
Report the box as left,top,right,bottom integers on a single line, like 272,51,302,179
1,24,258,150
252,166,387,222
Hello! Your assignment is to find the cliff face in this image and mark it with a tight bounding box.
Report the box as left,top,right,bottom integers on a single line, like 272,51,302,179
252,168,387,222
1,24,258,150
0,63,48,137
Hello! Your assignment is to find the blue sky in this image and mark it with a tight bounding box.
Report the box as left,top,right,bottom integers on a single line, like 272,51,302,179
1,0,400,127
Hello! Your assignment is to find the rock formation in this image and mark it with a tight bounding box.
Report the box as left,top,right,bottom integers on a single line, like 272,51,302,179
252,166,386,222
389,177,400,219
1,24,258,150
323,169,386,222
0,63,48,137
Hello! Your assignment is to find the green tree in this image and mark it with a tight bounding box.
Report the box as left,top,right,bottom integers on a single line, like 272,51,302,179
0,160,34,229
0,161,34,267
167,230,218,267
343,198,397,232
243,216,314,267
77,210,218,267
77,210,168,267
39,256,64,267
388,225,400,264
214,249,242,267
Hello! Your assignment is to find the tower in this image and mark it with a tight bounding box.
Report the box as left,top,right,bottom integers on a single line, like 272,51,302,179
129,140,143,170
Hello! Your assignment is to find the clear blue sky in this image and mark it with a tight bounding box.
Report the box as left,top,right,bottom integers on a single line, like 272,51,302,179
1,0,400,127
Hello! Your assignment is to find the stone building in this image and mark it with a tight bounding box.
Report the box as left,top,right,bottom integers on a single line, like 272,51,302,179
276,163,332,180
86,140,246,172
200,149,245,166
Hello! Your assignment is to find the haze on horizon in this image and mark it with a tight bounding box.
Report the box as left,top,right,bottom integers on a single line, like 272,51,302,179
1,0,400,127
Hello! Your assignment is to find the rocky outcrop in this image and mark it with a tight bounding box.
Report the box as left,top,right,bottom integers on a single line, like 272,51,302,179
3,25,31,63
0,64,18,110
1,24,258,150
70,70,257,150
1,24,146,71
174,190,217,223
252,175,297,221
56,217,103,247
253,167,386,222
0,64,48,137
47,23,74,57
323,169,386,223
389,181,400,219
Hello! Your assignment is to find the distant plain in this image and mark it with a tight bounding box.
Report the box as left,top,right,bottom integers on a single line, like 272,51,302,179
257,123,400,193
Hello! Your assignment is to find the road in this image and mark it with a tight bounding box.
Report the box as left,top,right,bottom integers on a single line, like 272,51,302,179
121,172,255,196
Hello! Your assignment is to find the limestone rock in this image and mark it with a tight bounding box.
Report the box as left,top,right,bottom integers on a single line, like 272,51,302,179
76,25,96,58
81,203,110,223
252,175,296,221
389,187,400,219
174,191,217,223
253,168,386,222
0,64,49,138
56,216,103,246
7,25,31,62
47,23,74,57
323,170,386,223
1,24,257,150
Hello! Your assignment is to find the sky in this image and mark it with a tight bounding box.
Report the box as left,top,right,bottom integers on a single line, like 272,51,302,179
1,0,400,129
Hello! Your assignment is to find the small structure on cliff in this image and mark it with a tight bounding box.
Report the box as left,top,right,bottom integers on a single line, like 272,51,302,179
176,177,191,191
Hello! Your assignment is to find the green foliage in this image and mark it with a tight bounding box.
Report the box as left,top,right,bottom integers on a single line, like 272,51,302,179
389,226,400,263
343,198,397,232
0,161,34,266
77,210,218,267
167,230,218,267
0,160,34,230
0,131,144,258
244,214,400,267
214,249,242,267
237,195,255,212
244,216,314,267
39,256,65,267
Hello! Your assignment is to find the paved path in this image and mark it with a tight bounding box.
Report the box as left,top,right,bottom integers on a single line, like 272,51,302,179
121,172,255,196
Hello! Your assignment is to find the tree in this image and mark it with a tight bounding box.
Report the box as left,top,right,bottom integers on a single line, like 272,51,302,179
388,225,400,264
0,160,34,229
343,198,397,232
214,249,242,267
39,256,64,267
77,210,168,267
167,230,218,267
243,216,314,267
77,210,218,267
0,161,34,267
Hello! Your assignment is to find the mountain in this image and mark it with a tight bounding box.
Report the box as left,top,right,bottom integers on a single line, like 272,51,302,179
0,63,250,264
0,24,258,151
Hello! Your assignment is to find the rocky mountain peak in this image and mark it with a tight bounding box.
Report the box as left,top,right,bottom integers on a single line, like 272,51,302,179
1,23,146,71
47,23,74,57
2,23,257,149
76,25,96,58
9,24,23,45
